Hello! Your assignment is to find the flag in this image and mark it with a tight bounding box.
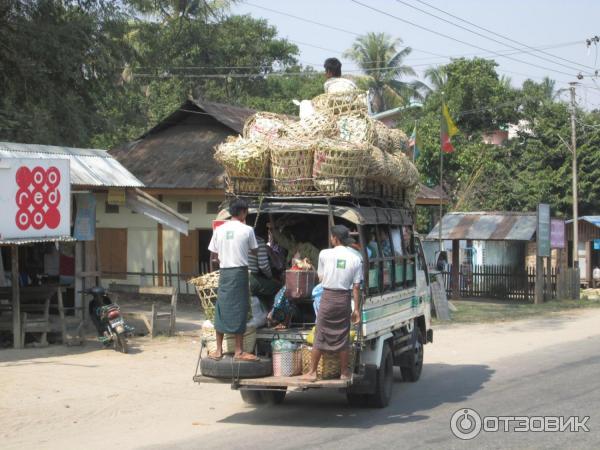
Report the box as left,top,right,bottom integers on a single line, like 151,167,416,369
409,124,422,160
441,102,459,153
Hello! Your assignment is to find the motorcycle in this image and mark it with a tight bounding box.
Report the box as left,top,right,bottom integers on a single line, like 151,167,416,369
85,287,133,353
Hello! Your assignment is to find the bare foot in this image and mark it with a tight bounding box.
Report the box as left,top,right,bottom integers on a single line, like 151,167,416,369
207,351,223,361
233,352,259,362
340,372,352,381
301,372,318,382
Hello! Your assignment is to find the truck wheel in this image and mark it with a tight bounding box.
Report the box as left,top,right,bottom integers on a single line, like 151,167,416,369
240,388,286,405
200,356,272,379
401,326,424,382
240,390,266,405
366,343,393,408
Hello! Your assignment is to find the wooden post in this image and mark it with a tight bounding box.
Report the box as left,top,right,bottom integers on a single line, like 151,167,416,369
157,223,164,287
535,255,544,304
11,245,22,349
585,240,592,287
74,241,84,319
451,239,460,299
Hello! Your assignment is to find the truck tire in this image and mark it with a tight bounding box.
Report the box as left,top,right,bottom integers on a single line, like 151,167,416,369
366,343,394,408
240,388,286,405
400,326,424,382
200,355,272,379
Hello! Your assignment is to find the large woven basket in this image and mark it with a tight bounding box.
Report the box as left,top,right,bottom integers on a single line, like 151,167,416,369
389,128,409,154
215,137,270,193
300,345,354,380
372,120,394,153
389,152,420,188
282,111,338,140
337,114,375,145
203,325,257,355
190,271,220,321
270,139,316,193
243,112,289,140
313,139,369,193
312,90,368,116
366,145,394,182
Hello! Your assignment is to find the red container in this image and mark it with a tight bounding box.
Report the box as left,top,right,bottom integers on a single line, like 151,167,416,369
285,270,317,300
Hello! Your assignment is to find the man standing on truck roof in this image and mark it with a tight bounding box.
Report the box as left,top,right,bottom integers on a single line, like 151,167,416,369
208,199,259,362
302,225,362,382
323,57,358,93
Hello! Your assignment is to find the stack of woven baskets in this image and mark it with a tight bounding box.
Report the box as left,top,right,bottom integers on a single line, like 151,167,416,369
214,89,419,207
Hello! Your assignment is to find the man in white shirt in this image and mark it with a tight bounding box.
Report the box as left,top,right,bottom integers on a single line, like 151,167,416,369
323,57,358,94
302,225,363,382
207,199,258,361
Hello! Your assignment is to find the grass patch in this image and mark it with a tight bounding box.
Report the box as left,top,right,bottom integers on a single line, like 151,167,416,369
436,298,600,324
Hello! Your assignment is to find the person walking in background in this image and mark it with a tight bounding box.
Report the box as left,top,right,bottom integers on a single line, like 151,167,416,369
302,225,362,382
207,199,258,361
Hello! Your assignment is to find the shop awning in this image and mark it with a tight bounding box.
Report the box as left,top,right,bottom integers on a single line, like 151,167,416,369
126,188,189,235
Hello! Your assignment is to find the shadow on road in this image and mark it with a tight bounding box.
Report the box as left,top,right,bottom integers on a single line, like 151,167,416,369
218,362,494,429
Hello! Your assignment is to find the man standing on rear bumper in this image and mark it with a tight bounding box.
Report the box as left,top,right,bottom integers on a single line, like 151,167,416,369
302,225,362,381
208,199,258,361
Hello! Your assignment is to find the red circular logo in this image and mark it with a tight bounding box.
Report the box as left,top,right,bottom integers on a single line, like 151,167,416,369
16,167,32,188
46,166,61,188
16,189,32,208
45,207,61,229
31,167,45,187
14,165,62,231
15,210,31,230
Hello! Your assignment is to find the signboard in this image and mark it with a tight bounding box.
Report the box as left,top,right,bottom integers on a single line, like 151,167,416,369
537,203,551,257
0,158,70,240
550,219,565,249
73,193,96,241
107,188,125,206
594,239,600,250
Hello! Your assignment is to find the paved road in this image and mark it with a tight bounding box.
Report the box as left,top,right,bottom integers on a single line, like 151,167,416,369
149,333,600,450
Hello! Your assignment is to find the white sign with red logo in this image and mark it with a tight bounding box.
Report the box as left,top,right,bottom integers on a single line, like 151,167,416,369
0,158,71,240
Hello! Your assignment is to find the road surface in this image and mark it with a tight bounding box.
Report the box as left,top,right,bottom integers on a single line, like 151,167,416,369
2,309,599,449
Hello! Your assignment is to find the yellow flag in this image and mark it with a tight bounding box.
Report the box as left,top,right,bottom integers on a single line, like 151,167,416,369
442,103,459,137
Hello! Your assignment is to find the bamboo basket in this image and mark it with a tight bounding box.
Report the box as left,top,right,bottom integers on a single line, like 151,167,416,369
389,128,410,154
313,139,369,193
374,120,396,153
270,139,316,193
202,325,257,355
190,271,220,321
214,137,270,193
337,114,375,145
366,145,394,182
243,112,289,140
282,111,338,140
388,152,420,188
300,345,354,379
312,90,368,116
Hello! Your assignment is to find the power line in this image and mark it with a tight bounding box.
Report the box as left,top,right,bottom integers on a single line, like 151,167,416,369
413,0,597,72
394,0,591,75
350,0,581,79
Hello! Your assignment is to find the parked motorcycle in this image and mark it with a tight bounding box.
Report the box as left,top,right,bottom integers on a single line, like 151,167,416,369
85,287,133,353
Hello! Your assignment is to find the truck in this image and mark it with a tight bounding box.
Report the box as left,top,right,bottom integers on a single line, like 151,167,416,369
193,188,433,408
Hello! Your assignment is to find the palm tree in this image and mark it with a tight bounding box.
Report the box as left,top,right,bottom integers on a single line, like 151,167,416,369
344,32,427,113
424,65,447,92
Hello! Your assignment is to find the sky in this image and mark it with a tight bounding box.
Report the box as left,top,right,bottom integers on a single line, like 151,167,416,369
233,0,600,108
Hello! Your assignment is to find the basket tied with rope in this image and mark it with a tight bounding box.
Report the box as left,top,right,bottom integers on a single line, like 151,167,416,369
269,138,316,193
215,137,270,194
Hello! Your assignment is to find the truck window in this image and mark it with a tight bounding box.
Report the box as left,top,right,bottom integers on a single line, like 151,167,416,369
364,225,382,295
415,237,429,286
390,226,406,289
378,226,394,292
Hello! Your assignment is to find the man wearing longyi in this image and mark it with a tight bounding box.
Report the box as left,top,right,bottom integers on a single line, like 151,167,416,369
208,199,259,361
302,225,362,381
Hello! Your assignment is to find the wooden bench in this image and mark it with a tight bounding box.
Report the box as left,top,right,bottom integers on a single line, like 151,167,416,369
109,284,178,337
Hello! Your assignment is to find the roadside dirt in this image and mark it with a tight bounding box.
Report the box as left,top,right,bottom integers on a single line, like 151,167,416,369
2,308,600,449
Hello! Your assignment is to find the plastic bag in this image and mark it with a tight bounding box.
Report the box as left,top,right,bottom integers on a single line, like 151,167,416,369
312,283,323,317
271,338,297,353
246,296,268,329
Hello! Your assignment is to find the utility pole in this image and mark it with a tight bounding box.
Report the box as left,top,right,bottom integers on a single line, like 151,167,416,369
570,82,579,269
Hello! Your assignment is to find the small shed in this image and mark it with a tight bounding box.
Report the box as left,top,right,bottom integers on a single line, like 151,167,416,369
566,216,600,286
0,142,188,348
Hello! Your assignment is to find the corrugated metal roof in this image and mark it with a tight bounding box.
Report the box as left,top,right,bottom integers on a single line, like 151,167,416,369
566,216,600,228
427,212,537,241
0,142,144,187
0,235,75,246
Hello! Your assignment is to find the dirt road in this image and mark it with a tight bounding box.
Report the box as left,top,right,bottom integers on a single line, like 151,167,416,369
2,308,600,449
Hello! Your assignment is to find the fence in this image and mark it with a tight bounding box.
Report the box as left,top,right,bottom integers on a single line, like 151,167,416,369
102,260,211,295
433,264,580,302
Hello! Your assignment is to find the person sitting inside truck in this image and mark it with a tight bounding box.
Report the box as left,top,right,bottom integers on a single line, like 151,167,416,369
323,57,358,94
302,225,362,382
268,219,320,270
249,223,282,310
